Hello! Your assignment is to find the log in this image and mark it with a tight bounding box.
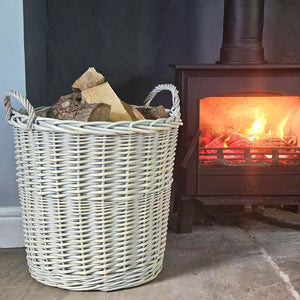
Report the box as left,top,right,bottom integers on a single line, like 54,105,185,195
47,94,80,120
81,82,144,122
205,132,292,149
74,103,111,122
73,88,81,99
250,141,289,148
72,67,105,98
228,139,250,148
283,135,297,145
46,94,111,121
122,101,145,121
205,135,228,148
136,105,168,120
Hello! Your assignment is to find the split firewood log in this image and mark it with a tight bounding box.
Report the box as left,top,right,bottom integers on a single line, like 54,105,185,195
46,94,111,122
228,139,251,148
205,135,228,148
74,103,111,122
204,133,248,148
72,67,105,98
121,101,145,121
81,82,144,122
136,105,168,120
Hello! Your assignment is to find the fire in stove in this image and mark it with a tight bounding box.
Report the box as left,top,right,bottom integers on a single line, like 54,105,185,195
199,94,300,166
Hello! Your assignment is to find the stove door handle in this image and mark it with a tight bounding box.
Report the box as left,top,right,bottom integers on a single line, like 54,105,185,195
181,129,202,168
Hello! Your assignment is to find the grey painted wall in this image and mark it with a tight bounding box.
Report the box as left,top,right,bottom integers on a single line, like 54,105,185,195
0,0,26,207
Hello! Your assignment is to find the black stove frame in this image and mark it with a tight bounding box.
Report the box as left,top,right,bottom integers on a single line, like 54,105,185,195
172,64,300,232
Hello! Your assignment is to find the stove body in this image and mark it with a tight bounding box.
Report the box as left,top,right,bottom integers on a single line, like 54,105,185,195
173,64,300,232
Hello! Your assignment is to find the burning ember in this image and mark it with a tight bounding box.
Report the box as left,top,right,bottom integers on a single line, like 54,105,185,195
199,108,299,165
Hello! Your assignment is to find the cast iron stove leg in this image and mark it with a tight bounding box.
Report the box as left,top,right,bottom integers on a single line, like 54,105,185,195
177,199,196,233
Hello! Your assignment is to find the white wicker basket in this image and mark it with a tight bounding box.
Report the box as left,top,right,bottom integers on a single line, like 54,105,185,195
4,84,182,291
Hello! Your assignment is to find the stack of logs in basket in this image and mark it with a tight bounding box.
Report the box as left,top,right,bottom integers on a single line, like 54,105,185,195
37,67,168,122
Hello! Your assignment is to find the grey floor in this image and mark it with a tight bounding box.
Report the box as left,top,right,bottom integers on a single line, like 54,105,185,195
1,210,300,300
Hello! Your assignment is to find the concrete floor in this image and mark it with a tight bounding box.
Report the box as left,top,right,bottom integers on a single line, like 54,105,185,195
1,210,300,300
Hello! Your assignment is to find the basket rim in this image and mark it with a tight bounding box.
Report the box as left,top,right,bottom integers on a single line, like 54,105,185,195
9,109,182,135
5,84,182,135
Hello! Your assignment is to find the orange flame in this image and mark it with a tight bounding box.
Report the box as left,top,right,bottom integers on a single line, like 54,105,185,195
224,136,231,148
277,112,290,139
245,109,290,142
246,109,267,136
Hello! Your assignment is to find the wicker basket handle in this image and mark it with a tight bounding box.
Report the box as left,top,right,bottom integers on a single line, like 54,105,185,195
4,90,36,130
143,84,181,120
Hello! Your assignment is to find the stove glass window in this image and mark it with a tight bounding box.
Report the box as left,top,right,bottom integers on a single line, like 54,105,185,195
199,93,300,166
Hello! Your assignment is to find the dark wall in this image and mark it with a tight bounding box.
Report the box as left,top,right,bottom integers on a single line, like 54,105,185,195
24,0,300,107
23,0,48,107
264,0,300,63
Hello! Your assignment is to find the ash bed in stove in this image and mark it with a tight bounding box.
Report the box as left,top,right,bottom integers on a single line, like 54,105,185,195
172,0,300,233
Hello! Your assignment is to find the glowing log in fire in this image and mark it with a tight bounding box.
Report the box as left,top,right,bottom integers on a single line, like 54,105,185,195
201,108,298,164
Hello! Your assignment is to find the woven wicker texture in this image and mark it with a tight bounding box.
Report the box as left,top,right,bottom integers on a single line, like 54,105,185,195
4,84,182,291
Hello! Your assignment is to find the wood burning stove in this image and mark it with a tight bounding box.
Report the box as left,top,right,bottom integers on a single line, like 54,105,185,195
172,0,300,233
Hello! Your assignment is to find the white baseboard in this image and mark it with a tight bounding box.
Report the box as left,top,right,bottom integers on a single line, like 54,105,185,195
0,207,24,248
